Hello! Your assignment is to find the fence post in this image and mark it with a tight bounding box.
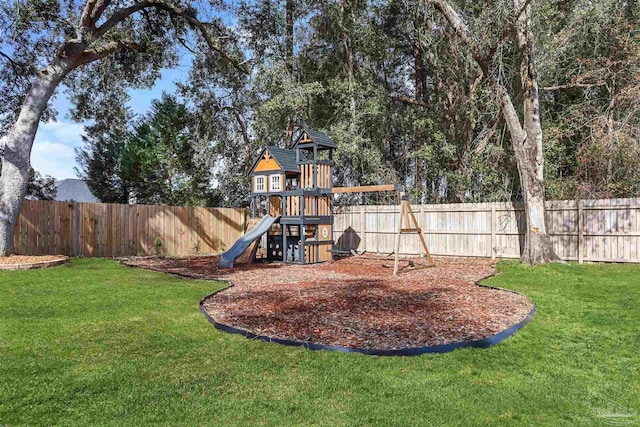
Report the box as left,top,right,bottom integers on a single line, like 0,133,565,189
73,203,80,257
578,199,584,264
490,205,496,259
421,204,426,255
360,205,366,252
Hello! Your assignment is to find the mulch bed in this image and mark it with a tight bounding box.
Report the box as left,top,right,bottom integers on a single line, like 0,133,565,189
0,255,68,270
122,255,534,350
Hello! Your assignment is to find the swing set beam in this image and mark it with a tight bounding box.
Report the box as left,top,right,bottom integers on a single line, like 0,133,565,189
332,184,403,193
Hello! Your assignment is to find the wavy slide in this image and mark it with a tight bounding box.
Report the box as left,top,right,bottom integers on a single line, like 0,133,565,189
219,215,280,268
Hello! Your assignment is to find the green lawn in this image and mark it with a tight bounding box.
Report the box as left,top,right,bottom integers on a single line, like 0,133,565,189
1,259,639,426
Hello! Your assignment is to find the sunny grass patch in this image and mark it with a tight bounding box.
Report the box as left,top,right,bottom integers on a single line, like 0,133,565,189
1,259,639,426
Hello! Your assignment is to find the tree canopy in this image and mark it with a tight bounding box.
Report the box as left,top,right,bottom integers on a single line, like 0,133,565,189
77,93,219,206
121,0,633,207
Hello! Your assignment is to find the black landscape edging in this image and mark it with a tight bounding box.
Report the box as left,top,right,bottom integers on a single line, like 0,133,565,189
198,273,536,356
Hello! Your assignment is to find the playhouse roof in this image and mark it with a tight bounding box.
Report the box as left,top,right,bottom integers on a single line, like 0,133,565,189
268,146,300,171
293,128,336,149
250,146,300,174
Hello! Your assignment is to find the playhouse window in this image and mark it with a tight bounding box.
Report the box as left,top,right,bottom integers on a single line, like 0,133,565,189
255,176,265,192
270,174,281,191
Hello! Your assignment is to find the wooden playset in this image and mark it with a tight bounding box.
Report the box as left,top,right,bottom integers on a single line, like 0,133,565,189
248,129,335,264
220,128,434,274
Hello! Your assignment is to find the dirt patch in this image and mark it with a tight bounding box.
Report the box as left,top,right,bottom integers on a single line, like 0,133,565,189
123,255,534,350
0,255,68,270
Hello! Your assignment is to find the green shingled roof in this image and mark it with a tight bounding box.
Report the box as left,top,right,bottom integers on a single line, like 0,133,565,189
250,146,301,174
293,128,336,149
266,146,299,172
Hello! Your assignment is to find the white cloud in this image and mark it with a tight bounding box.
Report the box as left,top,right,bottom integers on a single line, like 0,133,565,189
38,121,85,142
30,120,86,180
31,140,78,180
1,120,84,180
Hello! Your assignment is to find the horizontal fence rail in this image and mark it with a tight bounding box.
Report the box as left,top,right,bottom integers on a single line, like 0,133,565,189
14,201,248,257
333,198,640,263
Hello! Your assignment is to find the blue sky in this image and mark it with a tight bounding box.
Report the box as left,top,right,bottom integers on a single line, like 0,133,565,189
32,64,191,180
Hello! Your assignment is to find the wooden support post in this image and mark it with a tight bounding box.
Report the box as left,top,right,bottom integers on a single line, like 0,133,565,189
393,196,405,276
73,203,80,257
490,205,496,259
360,205,366,252
313,146,318,188
281,196,286,218
421,203,427,257
312,164,317,189
300,225,306,264
402,203,410,231
282,225,287,263
578,199,584,264
406,202,433,265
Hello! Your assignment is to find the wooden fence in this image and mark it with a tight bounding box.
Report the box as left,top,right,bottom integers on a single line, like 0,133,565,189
14,200,248,257
333,198,640,263
13,198,640,263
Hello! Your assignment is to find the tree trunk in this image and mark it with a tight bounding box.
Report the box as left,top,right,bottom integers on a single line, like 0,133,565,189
0,59,73,256
285,0,295,148
339,0,356,130
426,0,561,264
285,0,294,72
513,0,560,264
496,85,558,264
413,34,423,196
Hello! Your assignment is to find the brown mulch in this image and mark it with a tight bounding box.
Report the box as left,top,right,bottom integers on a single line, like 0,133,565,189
0,255,65,265
122,255,534,350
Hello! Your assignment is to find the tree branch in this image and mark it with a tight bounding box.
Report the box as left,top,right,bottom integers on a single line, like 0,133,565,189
76,39,141,66
176,36,198,55
94,1,248,74
484,0,532,61
80,0,98,28
423,0,528,142
80,0,108,30
542,82,606,91
424,0,531,77
0,51,28,70
90,0,111,27
473,114,501,155
423,0,490,76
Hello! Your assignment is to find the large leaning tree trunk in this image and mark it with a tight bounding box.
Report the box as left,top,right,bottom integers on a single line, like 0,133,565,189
425,0,561,264
511,0,560,264
0,58,74,256
0,0,245,257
